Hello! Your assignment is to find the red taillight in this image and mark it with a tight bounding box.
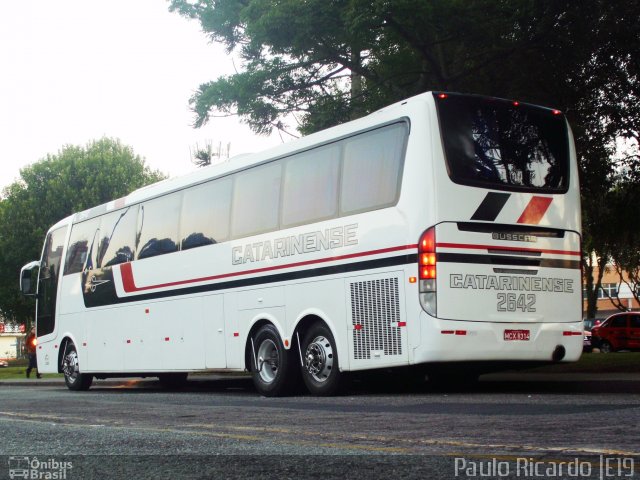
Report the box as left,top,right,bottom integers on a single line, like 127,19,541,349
552,109,562,115
419,228,436,280
513,101,520,106
418,227,437,316
437,93,448,99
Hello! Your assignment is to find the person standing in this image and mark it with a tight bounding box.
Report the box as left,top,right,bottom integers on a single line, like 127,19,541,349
25,326,41,379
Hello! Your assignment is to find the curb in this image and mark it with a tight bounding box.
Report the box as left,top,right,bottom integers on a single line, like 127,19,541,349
481,372,640,382
2,373,640,388
0,374,251,388
0,378,132,387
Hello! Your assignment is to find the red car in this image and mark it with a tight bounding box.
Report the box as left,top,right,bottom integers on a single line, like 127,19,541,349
591,312,640,353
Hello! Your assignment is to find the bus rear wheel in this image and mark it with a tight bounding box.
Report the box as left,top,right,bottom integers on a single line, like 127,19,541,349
62,342,93,391
251,324,295,397
300,323,342,396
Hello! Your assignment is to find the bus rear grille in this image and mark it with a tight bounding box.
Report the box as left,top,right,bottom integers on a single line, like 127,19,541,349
350,277,402,360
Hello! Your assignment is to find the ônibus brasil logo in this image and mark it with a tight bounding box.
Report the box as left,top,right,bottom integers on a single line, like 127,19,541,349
8,456,73,479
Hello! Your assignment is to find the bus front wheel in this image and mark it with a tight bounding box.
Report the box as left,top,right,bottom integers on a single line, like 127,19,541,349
300,323,342,396
62,341,93,391
251,324,295,397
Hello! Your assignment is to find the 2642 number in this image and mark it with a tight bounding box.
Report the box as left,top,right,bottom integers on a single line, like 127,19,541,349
497,293,536,312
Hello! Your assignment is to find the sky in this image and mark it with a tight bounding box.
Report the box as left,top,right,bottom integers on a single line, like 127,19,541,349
0,0,284,190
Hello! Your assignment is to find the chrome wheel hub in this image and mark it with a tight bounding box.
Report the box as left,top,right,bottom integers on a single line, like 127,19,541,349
305,336,333,383
63,350,79,383
256,339,279,383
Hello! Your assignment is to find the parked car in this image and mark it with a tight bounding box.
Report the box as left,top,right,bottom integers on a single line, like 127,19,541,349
0,359,8,368
583,329,593,353
582,318,603,353
591,312,640,353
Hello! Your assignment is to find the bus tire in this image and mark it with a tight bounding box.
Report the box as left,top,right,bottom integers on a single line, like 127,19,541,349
62,341,93,391
300,323,342,396
251,324,295,397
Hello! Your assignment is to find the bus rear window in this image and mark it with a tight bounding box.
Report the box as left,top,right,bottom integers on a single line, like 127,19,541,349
434,93,569,192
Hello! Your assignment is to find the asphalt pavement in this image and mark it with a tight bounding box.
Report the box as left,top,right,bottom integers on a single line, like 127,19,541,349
2,372,639,479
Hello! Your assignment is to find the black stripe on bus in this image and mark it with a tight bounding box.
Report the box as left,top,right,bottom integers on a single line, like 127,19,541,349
470,192,511,221
86,253,419,307
437,252,580,270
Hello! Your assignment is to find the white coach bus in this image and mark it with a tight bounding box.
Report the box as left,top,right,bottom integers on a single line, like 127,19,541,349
20,92,582,396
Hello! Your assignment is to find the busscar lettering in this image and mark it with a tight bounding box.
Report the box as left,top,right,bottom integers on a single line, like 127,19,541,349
492,232,538,243
232,224,359,265
450,273,574,293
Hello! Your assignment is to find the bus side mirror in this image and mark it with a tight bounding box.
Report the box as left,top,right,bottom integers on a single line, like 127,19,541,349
20,260,40,297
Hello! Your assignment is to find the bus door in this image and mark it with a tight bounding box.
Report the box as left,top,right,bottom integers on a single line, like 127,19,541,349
36,226,68,338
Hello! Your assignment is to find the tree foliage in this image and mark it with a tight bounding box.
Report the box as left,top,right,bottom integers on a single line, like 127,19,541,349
0,138,165,324
171,0,640,317
170,0,639,138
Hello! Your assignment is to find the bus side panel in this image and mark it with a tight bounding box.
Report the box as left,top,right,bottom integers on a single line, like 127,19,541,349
203,294,226,369
150,296,206,371
87,306,124,372
285,278,348,370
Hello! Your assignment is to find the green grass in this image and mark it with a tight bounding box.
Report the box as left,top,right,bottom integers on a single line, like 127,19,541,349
0,365,63,380
522,352,640,374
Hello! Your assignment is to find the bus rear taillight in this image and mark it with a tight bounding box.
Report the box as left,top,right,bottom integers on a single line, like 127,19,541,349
419,227,437,316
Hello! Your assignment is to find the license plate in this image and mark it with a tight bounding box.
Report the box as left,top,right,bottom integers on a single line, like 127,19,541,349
504,329,530,341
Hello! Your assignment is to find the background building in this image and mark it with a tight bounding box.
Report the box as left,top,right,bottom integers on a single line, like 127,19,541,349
583,267,639,319
0,322,26,361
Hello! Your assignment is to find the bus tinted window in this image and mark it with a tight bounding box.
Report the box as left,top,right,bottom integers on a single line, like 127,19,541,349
64,218,100,275
341,123,407,215
435,93,569,192
98,206,138,267
137,194,181,260
181,177,232,250
282,144,340,227
231,162,282,238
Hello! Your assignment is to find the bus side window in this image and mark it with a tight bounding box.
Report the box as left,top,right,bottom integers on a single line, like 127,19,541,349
340,123,408,215
64,218,100,275
281,144,340,228
231,162,282,238
137,193,181,260
180,177,232,250
98,206,139,267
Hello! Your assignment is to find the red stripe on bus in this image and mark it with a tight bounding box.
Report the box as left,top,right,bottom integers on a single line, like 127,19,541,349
517,196,553,224
436,243,580,256
119,244,419,293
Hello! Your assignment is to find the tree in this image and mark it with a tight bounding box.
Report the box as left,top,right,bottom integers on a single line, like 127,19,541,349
603,180,640,311
190,140,231,167
0,138,165,325
170,1,639,137
170,0,640,318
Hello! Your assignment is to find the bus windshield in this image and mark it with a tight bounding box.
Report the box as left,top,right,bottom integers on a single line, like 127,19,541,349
434,93,569,193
